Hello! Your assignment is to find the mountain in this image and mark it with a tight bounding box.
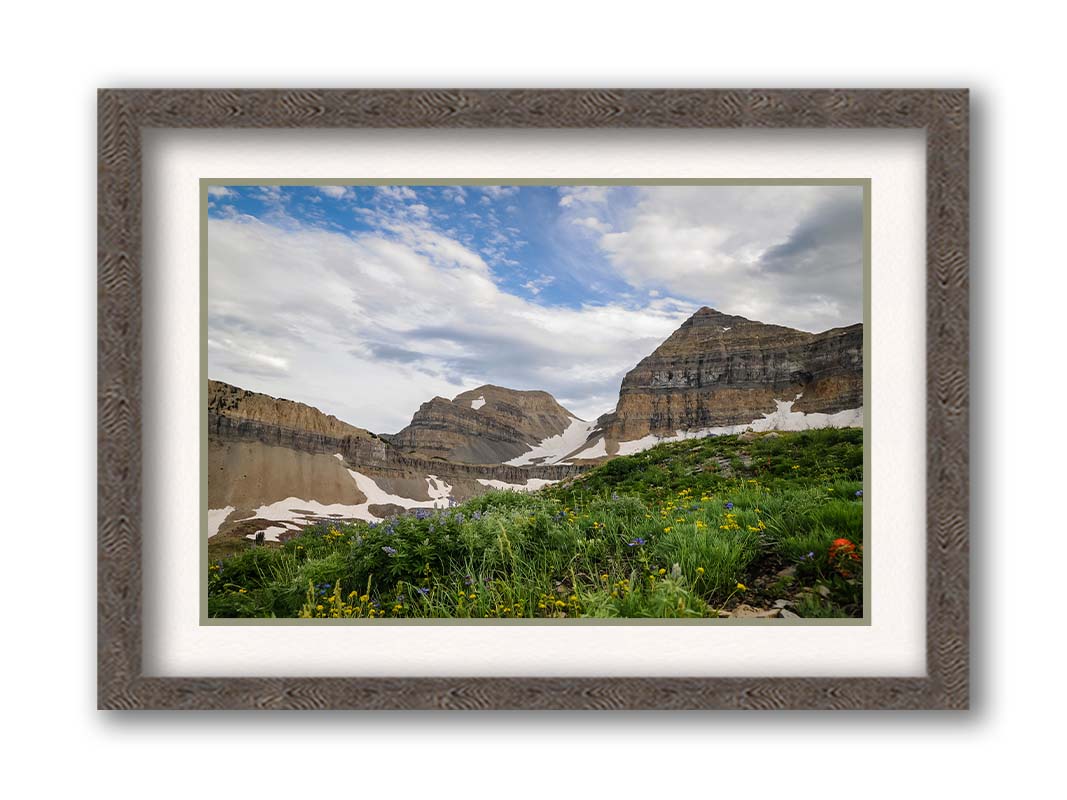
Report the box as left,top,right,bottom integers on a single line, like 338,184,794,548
570,308,863,458
387,385,592,465
207,306,862,544
207,380,582,544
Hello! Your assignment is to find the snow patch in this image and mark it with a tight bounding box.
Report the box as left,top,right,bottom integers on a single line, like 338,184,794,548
614,400,863,456
207,506,234,538
477,477,558,492
470,396,486,410
333,453,345,461
571,437,608,459
348,470,454,517
426,474,453,502
505,417,598,466
615,435,662,456
241,470,456,537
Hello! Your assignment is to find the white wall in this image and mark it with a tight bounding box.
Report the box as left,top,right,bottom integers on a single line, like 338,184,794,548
0,1,1060,797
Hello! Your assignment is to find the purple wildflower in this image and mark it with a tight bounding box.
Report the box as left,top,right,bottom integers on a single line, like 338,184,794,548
725,502,734,510
855,489,863,498
416,587,430,596
381,546,397,556
627,538,647,547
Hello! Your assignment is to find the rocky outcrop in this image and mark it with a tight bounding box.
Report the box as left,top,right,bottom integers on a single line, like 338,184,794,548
596,307,863,442
387,385,579,464
210,409,583,485
207,381,587,540
209,380,375,441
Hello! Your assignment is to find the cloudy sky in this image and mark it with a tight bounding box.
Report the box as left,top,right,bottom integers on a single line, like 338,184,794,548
207,183,863,432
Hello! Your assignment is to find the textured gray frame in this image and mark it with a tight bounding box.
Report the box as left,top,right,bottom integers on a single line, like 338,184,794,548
98,89,968,710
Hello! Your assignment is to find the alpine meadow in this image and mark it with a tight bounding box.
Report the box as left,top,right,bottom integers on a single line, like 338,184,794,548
206,183,865,620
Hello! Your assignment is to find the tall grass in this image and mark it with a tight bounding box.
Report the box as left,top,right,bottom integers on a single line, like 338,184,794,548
208,428,864,618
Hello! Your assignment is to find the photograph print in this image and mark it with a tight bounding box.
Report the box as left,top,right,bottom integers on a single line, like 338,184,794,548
205,181,866,621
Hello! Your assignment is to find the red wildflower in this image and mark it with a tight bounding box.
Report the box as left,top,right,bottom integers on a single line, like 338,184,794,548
828,538,861,577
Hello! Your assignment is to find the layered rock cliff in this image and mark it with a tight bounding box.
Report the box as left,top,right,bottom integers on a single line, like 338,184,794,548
387,385,580,464
209,379,376,441
595,307,863,443
207,380,585,541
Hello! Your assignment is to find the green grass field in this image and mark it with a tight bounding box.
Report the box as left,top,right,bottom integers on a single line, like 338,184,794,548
208,427,864,619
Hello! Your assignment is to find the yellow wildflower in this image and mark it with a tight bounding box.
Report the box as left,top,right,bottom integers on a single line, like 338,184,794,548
736,583,747,591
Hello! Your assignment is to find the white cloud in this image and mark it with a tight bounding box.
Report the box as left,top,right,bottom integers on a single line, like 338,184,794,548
207,186,235,198
521,275,556,296
442,186,467,205
208,216,689,430
376,186,418,201
594,185,863,332
572,216,612,234
318,185,354,200
481,186,519,200
558,186,608,207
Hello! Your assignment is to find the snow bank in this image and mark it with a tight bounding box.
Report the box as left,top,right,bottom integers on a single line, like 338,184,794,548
505,417,598,466
615,400,863,456
570,437,609,459
470,396,486,410
207,506,234,538
238,470,456,538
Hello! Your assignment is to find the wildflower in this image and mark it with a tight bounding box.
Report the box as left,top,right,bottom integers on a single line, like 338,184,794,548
663,526,672,533
359,594,370,602
627,538,646,547
417,587,430,596
792,465,800,470
382,546,397,556
611,492,620,501
464,574,474,586
658,568,666,576
736,583,747,591
472,511,482,521
725,502,734,509
855,489,863,498
829,538,860,562
696,567,705,575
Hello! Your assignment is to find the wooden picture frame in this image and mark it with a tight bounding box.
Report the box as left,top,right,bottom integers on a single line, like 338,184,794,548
98,89,968,709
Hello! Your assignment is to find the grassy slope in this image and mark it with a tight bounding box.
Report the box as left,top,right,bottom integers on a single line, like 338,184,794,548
208,428,864,619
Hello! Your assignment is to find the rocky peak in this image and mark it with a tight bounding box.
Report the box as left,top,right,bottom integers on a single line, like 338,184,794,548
595,310,863,443
208,379,374,440
388,385,578,464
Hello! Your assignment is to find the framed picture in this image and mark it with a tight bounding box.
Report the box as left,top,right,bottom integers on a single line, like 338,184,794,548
98,89,969,709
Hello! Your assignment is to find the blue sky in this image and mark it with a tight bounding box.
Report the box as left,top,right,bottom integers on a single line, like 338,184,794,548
208,184,647,310
207,183,862,432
